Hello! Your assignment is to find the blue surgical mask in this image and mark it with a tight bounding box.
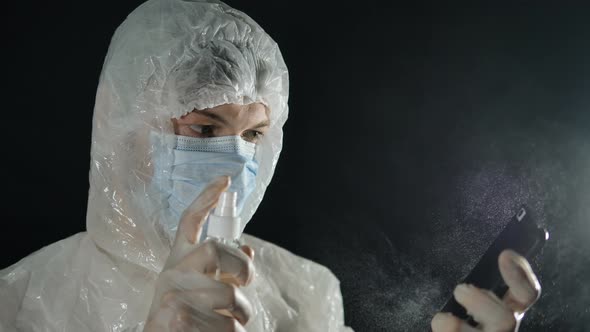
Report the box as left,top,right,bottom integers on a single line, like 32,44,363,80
151,133,259,238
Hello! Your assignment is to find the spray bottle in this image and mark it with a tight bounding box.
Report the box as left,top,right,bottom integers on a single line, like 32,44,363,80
206,190,244,281
205,191,244,317
206,191,241,248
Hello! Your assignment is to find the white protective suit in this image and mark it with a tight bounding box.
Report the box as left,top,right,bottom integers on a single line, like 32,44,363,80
0,0,353,331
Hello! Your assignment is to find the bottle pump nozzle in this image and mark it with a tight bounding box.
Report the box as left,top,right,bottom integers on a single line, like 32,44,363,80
206,191,241,241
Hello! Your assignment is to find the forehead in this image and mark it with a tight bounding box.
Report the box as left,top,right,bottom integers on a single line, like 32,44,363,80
209,103,268,115
176,102,270,125
204,103,270,122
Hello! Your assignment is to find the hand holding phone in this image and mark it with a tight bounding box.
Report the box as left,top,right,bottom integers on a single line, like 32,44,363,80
434,205,548,329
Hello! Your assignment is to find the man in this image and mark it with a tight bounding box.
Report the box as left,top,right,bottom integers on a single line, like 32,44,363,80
0,0,540,331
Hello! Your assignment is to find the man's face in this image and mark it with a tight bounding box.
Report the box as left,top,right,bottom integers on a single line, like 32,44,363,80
172,103,270,144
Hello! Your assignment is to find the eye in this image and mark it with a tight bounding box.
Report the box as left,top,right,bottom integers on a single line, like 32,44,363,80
190,124,215,137
242,130,263,143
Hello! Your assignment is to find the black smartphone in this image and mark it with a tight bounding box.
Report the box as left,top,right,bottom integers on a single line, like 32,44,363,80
440,205,548,326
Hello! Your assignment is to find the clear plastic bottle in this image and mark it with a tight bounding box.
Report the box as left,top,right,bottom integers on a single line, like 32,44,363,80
206,191,241,248
205,191,243,317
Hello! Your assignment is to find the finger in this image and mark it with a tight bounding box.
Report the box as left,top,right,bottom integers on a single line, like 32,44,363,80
175,240,255,287
179,175,231,245
152,297,198,330
241,245,254,260
241,246,255,285
167,176,230,267
187,284,253,326
499,249,541,312
431,312,479,332
158,288,250,330
453,283,516,331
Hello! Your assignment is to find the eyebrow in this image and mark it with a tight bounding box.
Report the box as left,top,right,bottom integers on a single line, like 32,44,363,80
194,110,230,126
251,120,270,130
195,109,270,130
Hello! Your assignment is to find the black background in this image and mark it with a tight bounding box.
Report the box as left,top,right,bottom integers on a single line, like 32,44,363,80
3,1,589,331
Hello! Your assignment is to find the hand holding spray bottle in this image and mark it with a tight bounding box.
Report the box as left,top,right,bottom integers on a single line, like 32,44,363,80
205,191,246,317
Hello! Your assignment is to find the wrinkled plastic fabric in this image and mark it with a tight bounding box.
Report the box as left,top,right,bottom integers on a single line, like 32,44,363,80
0,0,353,331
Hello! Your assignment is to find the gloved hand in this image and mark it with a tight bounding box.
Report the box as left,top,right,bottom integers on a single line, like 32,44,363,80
431,250,541,332
145,176,255,332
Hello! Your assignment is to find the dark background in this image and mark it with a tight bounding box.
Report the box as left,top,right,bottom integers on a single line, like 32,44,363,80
3,1,589,331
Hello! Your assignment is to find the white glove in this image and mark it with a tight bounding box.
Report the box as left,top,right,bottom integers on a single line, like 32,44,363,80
431,250,541,332
145,176,255,332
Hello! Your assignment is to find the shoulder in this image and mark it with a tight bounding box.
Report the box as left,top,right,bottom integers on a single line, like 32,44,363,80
0,233,90,329
241,233,340,283
1,232,153,331
1,232,88,280
240,234,352,332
